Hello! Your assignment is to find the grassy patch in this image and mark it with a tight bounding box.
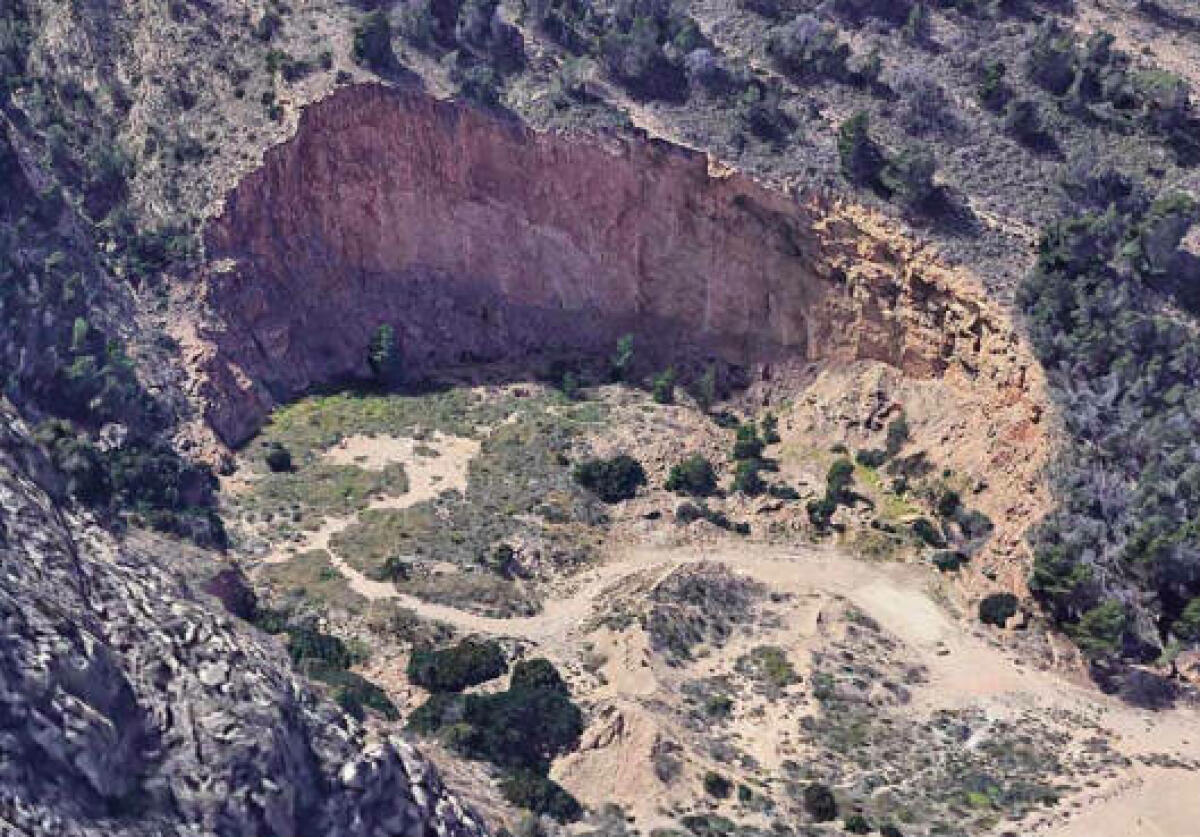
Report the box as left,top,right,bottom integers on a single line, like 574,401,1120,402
239,460,407,529
258,548,367,614
323,405,604,612
736,645,799,691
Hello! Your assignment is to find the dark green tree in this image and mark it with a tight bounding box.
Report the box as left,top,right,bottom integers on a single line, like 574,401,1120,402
837,111,886,186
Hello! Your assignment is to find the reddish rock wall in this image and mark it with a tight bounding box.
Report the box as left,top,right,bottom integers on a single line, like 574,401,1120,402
192,83,1038,447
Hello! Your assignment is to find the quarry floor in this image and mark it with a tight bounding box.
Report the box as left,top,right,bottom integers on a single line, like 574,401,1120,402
224,381,1200,837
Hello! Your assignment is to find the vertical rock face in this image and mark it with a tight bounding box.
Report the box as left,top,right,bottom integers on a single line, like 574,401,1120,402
193,83,1039,447
0,407,487,837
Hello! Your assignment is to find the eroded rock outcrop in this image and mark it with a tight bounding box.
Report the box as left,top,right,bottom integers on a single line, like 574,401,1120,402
0,406,486,837
188,83,1040,448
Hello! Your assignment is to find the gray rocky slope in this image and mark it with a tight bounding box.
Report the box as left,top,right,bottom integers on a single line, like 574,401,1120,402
0,407,485,837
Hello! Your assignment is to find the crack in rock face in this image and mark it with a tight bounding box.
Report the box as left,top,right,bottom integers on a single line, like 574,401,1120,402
192,84,1037,448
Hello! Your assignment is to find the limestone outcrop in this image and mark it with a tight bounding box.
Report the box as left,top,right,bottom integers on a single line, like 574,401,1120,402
188,83,1041,448
0,406,486,837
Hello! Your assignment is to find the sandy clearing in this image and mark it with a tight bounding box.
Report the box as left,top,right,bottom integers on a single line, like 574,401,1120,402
324,432,479,497
1041,766,1200,837
260,432,480,601
254,428,1200,837
371,542,1200,836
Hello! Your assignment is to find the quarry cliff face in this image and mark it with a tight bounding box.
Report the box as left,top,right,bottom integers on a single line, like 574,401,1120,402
192,83,1040,449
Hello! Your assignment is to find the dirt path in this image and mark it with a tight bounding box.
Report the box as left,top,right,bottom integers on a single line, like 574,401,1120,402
260,432,479,601
384,541,1200,837
254,431,1200,836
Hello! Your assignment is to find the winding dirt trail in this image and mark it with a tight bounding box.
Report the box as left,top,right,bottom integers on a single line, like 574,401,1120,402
261,432,480,601
255,432,1200,837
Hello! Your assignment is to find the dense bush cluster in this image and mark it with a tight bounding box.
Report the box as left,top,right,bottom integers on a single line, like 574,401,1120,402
409,658,584,820
1022,22,1198,162
728,418,793,497
767,15,850,81
666,453,718,497
525,0,730,103
978,592,1019,628
406,638,508,691
256,610,399,720
1018,176,1200,662
573,454,646,502
807,458,856,529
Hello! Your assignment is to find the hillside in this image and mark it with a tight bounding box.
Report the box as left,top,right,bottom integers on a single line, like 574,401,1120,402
1,0,1199,834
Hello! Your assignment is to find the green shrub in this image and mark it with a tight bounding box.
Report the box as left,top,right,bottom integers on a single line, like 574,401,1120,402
407,638,508,692
573,454,646,502
732,424,765,461
265,441,292,473
560,371,581,400
931,550,968,572
692,365,717,412
408,657,583,773
1027,19,1077,95
455,63,502,107
652,367,676,404
884,146,938,210
675,502,749,535
761,413,780,444
767,15,849,79
600,20,689,102
353,10,397,71
844,813,871,834
978,592,1019,628
285,623,363,669
732,458,765,496
610,333,635,381
666,454,718,497
911,517,945,548
936,489,961,519
738,645,798,688
855,448,887,469
802,783,838,821
977,59,1009,111
956,508,994,541
1175,598,1200,644
510,657,569,693
705,693,733,717
826,458,855,503
1070,600,1126,659
1127,192,1197,276
767,483,800,500
499,770,583,822
456,0,525,73
1004,98,1043,144
837,111,886,186
367,323,402,384
807,496,836,529
307,661,400,720
703,771,732,798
